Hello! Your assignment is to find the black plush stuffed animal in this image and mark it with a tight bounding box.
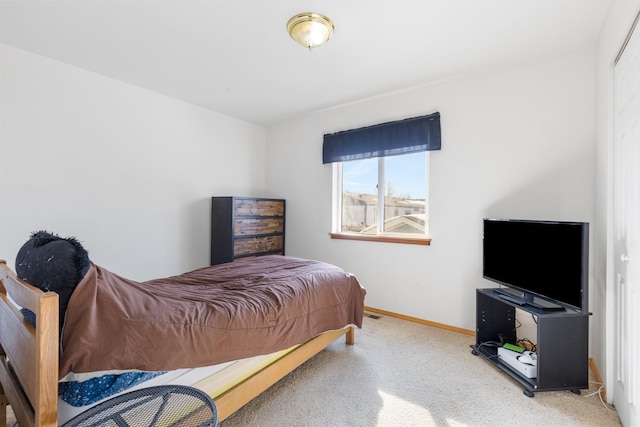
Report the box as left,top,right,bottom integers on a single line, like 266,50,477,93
15,230,90,332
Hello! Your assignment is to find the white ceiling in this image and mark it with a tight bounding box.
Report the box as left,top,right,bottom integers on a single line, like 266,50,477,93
0,1,611,126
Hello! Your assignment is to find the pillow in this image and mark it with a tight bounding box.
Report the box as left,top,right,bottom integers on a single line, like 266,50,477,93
15,230,90,331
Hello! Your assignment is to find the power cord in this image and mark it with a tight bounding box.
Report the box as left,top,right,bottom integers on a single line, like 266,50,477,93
584,381,618,413
470,341,504,362
472,334,519,359
473,340,503,352
516,338,537,352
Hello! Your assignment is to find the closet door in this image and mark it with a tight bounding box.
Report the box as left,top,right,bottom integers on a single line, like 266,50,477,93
613,13,640,427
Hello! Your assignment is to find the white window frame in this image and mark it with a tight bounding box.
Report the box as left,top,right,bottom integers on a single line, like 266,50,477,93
331,152,431,245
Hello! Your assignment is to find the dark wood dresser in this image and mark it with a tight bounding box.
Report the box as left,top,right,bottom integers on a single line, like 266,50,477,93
210,197,285,265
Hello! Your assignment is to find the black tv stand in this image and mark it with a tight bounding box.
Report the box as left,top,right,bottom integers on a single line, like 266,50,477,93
472,288,589,397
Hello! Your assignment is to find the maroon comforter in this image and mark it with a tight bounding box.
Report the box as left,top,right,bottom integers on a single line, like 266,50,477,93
59,256,365,378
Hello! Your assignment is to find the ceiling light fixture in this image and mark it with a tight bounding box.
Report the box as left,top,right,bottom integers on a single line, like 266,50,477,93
287,12,334,50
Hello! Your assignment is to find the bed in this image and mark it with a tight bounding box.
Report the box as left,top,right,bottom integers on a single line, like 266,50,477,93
0,236,365,427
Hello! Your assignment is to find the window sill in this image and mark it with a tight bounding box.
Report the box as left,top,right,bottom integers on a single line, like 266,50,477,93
329,233,431,246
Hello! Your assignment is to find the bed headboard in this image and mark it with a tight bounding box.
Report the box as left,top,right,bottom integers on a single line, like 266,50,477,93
0,259,59,427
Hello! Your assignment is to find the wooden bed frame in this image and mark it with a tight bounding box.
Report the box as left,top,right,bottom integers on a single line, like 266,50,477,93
0,260,355,426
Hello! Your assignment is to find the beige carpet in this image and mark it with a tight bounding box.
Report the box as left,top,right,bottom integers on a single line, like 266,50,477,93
220,313,621,427
4,313,622,426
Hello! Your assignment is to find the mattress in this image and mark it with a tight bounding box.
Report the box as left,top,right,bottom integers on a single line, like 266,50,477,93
57,346,296,425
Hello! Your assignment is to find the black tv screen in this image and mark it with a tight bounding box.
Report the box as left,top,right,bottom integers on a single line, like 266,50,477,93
482,218,589,313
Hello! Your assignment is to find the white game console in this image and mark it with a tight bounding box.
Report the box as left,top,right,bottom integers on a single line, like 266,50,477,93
497,347,538,379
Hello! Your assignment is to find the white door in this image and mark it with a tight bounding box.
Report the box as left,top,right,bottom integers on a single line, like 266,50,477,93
613,18,640,427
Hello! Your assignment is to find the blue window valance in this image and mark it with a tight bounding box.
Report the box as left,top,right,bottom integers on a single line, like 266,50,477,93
322,112,441,164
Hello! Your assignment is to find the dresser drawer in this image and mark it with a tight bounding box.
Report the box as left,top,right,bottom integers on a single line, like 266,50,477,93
234,218,284,236
211,196,286,265
234,235,284,256
234,199,285,217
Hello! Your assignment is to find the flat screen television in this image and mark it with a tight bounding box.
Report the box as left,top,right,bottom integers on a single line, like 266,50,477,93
482,218,589,313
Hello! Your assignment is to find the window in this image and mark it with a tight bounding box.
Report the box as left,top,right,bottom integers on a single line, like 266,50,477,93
333,152,429,242
323,112,440,245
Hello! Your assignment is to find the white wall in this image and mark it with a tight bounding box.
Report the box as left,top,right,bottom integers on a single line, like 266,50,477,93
595,0,640,400
266,49,596,332
0,43,267,280
0,10,618,392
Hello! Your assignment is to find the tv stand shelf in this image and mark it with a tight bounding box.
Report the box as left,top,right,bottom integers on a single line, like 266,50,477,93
472,288,589,397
